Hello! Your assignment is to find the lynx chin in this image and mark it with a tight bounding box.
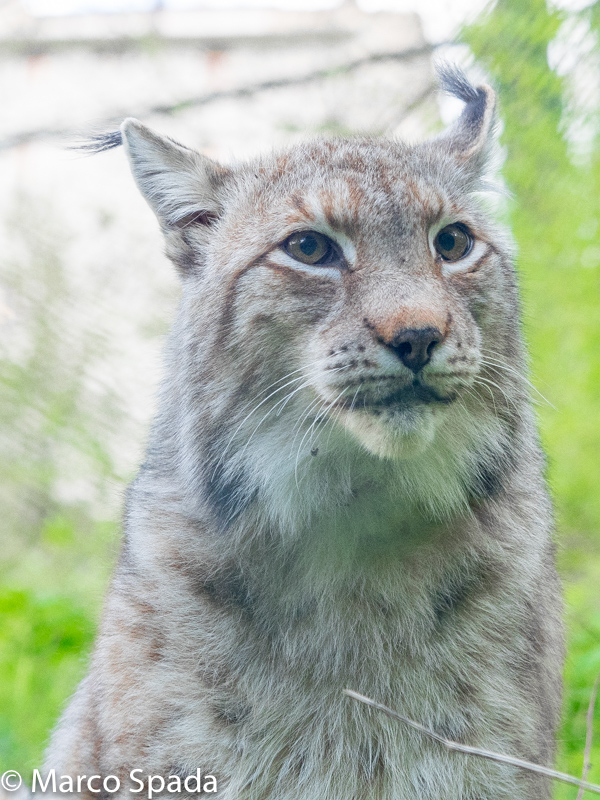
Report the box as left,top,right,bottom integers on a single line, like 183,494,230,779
44,67,563,799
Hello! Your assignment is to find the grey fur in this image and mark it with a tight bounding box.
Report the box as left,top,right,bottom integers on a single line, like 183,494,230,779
45,72,563,799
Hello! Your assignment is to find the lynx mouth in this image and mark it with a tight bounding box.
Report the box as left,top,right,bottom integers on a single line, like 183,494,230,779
335,380,457,412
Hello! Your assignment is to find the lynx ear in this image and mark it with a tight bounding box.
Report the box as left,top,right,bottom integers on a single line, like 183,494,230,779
433,65,497,176
120,118,230,228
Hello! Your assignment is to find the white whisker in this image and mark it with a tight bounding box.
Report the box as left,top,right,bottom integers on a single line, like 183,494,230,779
293,387,348,489
236,366,351,468
211,359,341,479
476,375,519,413
294,396,331,490
480,349,555,409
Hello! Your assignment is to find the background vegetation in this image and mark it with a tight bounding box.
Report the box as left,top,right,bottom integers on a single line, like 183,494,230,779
464,1,600,794
1,0,599,796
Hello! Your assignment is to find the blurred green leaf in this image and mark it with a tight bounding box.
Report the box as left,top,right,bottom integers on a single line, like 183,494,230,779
464,1,600,796
0,590,95,773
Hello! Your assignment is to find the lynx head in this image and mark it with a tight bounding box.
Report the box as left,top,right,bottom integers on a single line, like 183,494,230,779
101,67,525,526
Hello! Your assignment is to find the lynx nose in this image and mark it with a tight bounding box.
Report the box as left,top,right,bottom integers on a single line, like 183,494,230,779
388,327,443,373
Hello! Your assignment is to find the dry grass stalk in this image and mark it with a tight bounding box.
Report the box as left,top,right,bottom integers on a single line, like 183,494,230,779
344,688,600,796
576,671,600,800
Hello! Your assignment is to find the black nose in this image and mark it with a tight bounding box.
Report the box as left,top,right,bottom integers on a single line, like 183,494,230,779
388,327,443,372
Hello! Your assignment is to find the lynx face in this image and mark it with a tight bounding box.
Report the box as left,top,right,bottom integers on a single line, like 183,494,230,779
119,74,519,523
201,147,498,463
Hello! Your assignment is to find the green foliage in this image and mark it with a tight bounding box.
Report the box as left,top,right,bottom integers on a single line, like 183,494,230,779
465,0,600,538
0,200,121,772
0,590,95,773
0,198,119,551
463,0,600,794
559,578,600,797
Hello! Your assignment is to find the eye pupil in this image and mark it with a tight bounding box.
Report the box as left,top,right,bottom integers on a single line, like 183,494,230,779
438,231,456,251
300,235,318,256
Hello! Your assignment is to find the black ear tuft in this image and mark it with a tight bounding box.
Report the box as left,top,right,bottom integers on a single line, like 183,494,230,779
70,130,123,154
437,63,481,105
433,63,496,171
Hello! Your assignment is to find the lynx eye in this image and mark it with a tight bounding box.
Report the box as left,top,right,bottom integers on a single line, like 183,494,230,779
434,223,473,262
284,231,335,266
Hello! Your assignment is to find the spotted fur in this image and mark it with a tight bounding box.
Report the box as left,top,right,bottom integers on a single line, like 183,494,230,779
45,67,563,799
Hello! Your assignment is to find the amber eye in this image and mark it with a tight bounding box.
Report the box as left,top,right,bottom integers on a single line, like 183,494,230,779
434,223,473,262
284,231,336,265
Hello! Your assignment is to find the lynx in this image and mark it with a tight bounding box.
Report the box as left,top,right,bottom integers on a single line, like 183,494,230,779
44,68,563,799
